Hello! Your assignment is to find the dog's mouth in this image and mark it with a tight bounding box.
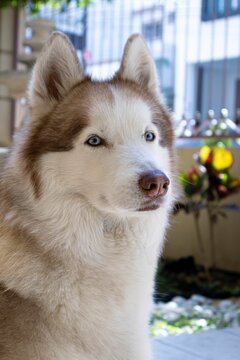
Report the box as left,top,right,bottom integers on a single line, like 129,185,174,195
137,198,165,212
138,203,160,212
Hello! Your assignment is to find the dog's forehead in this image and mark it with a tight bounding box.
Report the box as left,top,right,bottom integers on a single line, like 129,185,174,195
88,84,153,135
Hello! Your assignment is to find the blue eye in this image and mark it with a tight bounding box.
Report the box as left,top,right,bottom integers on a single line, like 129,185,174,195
86,135,102,146
144,131,155,142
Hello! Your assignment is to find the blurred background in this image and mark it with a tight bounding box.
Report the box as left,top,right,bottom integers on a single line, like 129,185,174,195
0,0,240,340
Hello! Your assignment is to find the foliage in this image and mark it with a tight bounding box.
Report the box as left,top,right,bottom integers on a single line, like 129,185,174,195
154,257,240,302
179,167,204,197
150,303,240,337
0,0,111,14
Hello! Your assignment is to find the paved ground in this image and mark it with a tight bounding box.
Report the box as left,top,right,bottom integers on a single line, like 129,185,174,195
152,327,240,360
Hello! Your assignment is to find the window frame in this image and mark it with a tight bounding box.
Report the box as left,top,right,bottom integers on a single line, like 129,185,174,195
201,0,240,21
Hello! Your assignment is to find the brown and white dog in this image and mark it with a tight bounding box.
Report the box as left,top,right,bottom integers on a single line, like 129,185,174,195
0,33,176,360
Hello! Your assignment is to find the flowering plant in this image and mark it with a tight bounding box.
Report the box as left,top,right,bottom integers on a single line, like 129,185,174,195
180,145,240,201
177,144,240,272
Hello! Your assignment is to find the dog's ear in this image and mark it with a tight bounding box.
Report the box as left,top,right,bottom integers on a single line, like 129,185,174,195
28,32,84,116
117,34,159,94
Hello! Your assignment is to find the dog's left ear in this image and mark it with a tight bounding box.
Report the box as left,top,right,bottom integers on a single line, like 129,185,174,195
117,34,159,95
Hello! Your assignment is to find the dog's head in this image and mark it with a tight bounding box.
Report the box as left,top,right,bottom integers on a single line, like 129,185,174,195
22,32,175,215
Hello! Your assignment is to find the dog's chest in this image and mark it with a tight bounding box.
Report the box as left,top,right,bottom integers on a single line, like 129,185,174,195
31,212,165,359
46,227,157,345
46,266,153,360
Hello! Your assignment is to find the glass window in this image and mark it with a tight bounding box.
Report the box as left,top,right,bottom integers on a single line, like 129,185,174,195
202,0,240,20
207,0,214,16
231,0,239,10
142,22,162,41
216,0,225,16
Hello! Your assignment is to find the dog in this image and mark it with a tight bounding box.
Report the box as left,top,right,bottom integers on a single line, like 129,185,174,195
0,32,176,360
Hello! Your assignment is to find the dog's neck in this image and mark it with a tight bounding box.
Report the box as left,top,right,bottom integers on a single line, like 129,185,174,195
29,190,167,263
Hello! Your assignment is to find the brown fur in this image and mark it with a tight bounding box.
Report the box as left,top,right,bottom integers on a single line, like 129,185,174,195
23,80,114,196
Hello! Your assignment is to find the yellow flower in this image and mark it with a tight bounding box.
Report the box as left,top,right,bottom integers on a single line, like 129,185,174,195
199,146,211,164
212,147,233,171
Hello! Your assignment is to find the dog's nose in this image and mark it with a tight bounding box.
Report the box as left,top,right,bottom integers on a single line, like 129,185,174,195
139,170,170,198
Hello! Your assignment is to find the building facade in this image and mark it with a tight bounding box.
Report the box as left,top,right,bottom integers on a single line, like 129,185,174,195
83,0,240,122
25,0,240,123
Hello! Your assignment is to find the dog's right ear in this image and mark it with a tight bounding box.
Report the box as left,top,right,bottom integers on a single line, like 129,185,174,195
117,34,159,95
28,32,84,116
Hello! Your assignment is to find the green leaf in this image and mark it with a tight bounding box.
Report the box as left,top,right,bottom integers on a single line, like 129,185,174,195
0,0,113,10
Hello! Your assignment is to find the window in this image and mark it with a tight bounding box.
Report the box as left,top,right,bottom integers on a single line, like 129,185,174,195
168,11,175,24
62,32,84,50
202,0,240,21
155,58,174,109
216,0,225,16
195,59,239,121
230,0,240,14
231,0,239,10
142,22,162,41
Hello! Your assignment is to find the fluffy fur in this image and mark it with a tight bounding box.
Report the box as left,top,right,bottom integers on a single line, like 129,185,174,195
0,33,176,360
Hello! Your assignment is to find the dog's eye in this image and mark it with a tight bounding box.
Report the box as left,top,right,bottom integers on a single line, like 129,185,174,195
86,135,102,146
144,131,155,142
